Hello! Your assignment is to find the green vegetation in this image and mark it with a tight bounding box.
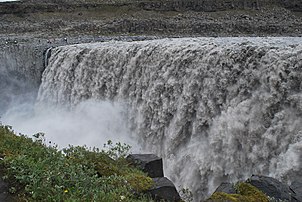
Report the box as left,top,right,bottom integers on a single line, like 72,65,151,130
207,182,269,202
0,125,154,202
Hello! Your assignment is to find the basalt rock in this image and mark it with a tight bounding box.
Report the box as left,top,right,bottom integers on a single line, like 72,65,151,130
127,154,164,178
147,177,181,202
127,154,180,201
247,175,298,201
213,182,236,194
207,175,301,202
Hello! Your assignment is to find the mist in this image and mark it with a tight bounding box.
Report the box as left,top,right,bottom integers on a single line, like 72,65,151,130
1,99,142,152
0,72,36,116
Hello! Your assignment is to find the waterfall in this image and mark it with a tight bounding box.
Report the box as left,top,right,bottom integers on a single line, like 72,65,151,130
37,37,302,200
44,47,52,69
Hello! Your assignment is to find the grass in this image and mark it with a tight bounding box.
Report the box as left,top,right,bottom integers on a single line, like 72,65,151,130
0,125,154,202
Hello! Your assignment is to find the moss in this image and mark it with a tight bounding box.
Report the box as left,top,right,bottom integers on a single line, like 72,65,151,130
124,172,154,192
208,192,243,202
207,182,269,202
236,182,269,202
95,160,120,176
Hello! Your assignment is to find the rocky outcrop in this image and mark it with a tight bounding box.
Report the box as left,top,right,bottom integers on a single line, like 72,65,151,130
127,154,164,178
248,175,298,201
127,154,180,202
207,175,302,202
0,44,46,115
207,181,269,202
147,177,181,202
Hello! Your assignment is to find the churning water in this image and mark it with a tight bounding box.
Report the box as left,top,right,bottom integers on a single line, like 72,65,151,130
2,37,302,201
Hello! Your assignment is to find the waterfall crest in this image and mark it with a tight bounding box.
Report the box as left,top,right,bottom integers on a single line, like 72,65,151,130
38,38,302,200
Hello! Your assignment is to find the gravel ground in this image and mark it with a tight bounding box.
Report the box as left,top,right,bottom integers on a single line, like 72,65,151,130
0,0,301,45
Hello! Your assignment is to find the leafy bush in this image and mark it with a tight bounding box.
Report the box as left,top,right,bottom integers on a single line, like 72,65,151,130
0,125,153,202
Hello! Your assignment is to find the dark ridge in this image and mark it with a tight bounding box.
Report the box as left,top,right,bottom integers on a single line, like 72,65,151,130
0,0,301,14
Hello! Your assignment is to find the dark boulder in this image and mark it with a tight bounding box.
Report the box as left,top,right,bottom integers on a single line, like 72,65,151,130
214,182,236,194
127,154,164,178
247,175,298,201
127,154,181,201
147,177,181,202
290,181,302,201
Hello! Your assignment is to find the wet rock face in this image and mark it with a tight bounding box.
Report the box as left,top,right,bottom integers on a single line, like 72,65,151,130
0,44,46,115
248,175,298,201
0,45,45,86
207,175,302,202
290,181,302,201
213,182,236,194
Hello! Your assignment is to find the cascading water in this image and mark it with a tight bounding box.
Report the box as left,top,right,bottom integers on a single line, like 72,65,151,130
36,37,302,201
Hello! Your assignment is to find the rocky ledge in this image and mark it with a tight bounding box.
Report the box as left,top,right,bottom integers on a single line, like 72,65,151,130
206,175,302,202
127,154,181,202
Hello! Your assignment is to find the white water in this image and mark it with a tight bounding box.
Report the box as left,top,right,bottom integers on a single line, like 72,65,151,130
3,37,302,201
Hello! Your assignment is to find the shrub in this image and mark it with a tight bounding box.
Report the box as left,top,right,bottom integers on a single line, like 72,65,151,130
0,125,153,202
